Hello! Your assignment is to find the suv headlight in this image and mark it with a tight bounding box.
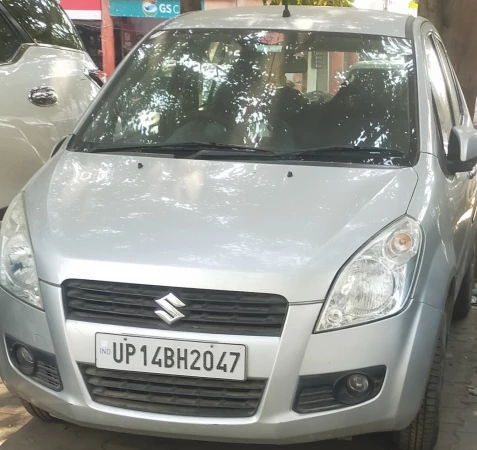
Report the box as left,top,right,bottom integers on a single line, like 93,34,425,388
0,193,42,309
315,216,422,332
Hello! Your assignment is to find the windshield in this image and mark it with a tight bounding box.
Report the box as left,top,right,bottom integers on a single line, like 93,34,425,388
3,0,84,51
71,29,417,165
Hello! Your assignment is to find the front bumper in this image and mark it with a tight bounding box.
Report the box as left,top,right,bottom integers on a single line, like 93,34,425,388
0,282,443,444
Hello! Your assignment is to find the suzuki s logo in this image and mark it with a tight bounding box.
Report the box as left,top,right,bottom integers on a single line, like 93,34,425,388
154,293,185,324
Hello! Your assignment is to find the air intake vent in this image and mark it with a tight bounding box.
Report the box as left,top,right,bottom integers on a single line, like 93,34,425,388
81,365,267,418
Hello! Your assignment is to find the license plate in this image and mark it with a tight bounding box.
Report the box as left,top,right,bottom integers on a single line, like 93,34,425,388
95,333,246,381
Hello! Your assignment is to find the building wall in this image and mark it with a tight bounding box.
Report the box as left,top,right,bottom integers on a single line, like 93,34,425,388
353,0,417,15
207,0,417,14
205,0,261,9
61,0,417,74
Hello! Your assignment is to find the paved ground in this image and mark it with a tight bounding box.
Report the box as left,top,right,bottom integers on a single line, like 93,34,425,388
0,309,476,450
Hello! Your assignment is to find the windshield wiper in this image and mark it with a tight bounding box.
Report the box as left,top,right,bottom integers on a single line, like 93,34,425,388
278,146,405,159
84,141,277,155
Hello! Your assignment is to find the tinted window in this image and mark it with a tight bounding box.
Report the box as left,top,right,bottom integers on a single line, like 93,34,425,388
0,13,22,63
434,38,463,122
72,30,417,166
3,0,83,50
425,37,454,151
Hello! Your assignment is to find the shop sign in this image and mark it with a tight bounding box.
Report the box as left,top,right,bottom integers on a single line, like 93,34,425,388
110,0,182,18
60,0,101,20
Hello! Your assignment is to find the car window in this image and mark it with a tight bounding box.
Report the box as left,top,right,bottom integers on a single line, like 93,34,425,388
425,36,454,154
72,30,417,167
433,37,463,124
3,0,83,51
0,12,22,63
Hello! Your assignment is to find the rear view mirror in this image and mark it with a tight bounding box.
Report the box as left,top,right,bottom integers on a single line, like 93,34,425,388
448,126,477,173
465,133,477,161
449,126,477,161
285,55,307,73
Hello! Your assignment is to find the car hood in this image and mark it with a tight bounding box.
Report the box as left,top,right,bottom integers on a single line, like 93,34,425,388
26,152,418,303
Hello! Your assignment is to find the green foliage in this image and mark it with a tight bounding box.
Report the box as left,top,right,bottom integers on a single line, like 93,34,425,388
263,0,354,6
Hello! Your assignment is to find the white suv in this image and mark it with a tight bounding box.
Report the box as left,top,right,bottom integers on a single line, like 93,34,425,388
0,0,101,218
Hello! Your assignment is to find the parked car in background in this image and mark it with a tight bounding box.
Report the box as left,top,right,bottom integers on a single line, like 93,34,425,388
1,6,477,450
0,0,101,218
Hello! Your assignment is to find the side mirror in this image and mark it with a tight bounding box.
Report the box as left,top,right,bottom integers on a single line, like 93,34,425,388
448,126,477,173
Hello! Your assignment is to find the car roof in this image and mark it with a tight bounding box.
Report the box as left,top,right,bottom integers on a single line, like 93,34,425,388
161,6,413,39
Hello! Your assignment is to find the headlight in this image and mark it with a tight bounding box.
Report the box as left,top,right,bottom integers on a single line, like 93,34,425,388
315,216,421,332
0,193,42,309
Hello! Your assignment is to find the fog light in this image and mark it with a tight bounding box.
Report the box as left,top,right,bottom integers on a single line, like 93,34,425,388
346,374,370,398
15,346,35,373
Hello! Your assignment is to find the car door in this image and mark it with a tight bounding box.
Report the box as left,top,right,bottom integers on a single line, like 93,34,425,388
0,0,100,214
0,9,52,214
2,0,100,156
423,30,476,280
433,36,477,226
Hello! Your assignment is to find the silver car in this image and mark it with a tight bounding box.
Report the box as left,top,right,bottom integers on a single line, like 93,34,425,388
1,6,476,450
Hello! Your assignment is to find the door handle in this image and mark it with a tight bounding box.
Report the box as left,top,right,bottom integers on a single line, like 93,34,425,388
29,86,58,107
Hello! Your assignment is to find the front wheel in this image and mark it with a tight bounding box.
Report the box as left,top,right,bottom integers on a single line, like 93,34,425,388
392,331,444,450
20,399,60,422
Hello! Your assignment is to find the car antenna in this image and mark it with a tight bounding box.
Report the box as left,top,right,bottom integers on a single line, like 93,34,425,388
283,0,291,17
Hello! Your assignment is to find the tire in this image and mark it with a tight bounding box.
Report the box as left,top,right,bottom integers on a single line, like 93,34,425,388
393,331,444,450
20,399,60,422
452,252,475,320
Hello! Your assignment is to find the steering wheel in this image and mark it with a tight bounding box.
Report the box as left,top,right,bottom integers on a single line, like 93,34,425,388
170,111,294,149
263,118,295,149
180,111,233,128
167,111,234,144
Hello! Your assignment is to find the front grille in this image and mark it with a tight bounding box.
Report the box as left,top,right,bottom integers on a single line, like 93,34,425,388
81,365,267,417
294,366,386,414
64,280,288,336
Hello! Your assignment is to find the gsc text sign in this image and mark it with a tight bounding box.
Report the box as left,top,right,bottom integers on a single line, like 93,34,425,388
110,0,183,19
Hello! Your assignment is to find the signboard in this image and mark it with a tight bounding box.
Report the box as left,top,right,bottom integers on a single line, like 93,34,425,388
109,0,182,18
311,52,327,70
122,22,138,56
60,0,101,20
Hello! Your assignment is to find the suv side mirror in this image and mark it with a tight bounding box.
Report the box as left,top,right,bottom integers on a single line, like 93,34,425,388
448,126,477,174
